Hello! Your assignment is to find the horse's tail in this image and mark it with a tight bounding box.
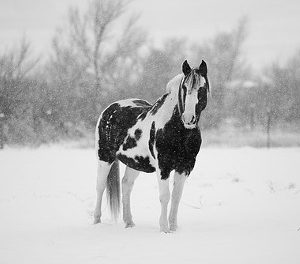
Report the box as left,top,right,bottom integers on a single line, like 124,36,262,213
106,160,120,221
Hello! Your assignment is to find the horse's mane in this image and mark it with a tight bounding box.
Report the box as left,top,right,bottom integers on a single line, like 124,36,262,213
165,74,183,94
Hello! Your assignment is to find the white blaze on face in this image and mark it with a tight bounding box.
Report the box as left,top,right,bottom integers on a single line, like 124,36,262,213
181,72,206,128
182,89,198,125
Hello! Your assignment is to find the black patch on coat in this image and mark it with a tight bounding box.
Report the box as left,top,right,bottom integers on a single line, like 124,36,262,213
97,102,151,163
122,128,142,151
117,154,155,173
203,76,210,92
150,94,168,115
123,136,137,151
134,129,142,140
195,86,208,123
133,99,152,107
149,121,156,159
155,106,202,180
138,111,148,120
178,82,184,115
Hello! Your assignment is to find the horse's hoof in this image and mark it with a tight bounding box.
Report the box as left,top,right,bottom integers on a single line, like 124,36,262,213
169,224,177,232
160,226,171,233
94,216,101,224
125,222,135,228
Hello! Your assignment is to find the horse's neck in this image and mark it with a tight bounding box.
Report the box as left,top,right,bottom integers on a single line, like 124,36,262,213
164,73,183,113
152,76,182,128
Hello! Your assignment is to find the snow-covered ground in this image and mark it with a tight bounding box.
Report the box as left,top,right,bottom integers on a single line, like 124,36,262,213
0,147,299,264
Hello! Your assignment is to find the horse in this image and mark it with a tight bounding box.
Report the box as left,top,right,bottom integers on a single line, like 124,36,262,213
94,60,209,232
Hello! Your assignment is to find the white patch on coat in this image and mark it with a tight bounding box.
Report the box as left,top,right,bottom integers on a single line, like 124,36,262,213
117,98,151,108
117,121,156,168
166,74,184,93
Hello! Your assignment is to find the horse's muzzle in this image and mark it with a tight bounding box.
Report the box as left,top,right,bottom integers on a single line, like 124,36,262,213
181,114,197,129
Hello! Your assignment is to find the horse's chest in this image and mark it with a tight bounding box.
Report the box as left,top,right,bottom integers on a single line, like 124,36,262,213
155,128,201,179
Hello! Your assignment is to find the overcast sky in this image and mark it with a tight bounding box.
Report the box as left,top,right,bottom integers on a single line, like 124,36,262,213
0,0,299,70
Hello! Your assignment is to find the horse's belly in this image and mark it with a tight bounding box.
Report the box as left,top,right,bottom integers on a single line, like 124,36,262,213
116,136,156,173
114,113,157,173
117,152,156,173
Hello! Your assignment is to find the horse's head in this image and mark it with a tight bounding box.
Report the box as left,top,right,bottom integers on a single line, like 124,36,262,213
178,60,209,129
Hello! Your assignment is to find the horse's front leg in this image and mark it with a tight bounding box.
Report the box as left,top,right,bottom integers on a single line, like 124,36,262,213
156,172,170,233
169,172,186,231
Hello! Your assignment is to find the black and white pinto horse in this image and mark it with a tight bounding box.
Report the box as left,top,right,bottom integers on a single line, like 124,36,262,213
94,60,209,232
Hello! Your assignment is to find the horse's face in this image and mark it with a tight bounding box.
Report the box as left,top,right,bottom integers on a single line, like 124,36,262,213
179,60,209,129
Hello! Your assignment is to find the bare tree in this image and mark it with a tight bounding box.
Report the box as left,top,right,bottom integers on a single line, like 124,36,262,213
100,14,147,93
0,37,39,81
0,37,43,144
67,0,132,91
0,37,39,116
261,51,300,123
47,0,147,127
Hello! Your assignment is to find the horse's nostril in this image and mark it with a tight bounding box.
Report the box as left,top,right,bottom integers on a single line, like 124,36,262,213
182,113,197,125
191,116,195,124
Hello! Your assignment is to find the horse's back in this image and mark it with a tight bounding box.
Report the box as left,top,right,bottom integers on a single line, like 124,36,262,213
101,98,152,126
96,98,152,164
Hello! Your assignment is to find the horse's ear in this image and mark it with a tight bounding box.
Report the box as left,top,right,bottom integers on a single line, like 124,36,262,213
182,60,191,76
199,60,207,76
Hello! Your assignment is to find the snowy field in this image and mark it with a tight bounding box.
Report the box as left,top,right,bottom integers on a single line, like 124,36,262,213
0,147,299,264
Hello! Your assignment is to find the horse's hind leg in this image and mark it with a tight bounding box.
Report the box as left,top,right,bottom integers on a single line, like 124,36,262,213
94,160,111,224
122,166,139,228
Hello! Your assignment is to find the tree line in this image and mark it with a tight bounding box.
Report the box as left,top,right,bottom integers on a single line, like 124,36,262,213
0,0,299,145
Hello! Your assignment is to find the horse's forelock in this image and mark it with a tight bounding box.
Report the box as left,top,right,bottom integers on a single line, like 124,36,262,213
184,70,205,90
